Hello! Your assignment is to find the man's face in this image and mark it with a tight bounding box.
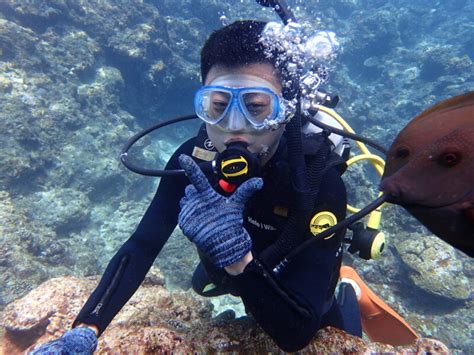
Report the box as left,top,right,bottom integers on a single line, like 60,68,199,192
204,63,286,166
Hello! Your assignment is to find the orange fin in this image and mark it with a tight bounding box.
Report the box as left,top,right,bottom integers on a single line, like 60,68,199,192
340,266,419,346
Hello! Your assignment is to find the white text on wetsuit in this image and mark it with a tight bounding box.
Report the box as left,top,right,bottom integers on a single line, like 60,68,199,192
247,216,277,231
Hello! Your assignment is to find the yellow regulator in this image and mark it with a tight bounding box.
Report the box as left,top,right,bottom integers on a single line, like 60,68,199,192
221,156,249,178
310,211,338,240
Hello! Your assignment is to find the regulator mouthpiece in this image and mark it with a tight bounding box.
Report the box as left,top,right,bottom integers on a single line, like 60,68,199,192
214,142,261,187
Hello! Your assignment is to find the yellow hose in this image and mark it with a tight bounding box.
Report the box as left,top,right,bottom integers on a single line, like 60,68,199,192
315,105,385,176
345,154,385,215
314,105,386,228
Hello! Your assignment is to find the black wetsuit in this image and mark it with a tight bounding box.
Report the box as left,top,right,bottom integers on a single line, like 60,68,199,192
74,130,357,352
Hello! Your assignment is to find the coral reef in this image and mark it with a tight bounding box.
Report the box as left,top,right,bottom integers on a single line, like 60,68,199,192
0,273,449,354
395,235,470,301
0,190,102,309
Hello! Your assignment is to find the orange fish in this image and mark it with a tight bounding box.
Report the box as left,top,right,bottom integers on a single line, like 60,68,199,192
380,92,474,257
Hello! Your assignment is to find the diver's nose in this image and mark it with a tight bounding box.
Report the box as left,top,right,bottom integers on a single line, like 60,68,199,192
224,106,247,131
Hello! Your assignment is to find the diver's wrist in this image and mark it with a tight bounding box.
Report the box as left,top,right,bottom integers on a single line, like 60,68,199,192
75,323,99,337
225,251,253,275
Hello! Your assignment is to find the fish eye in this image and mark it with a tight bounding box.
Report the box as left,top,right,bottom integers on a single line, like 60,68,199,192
438,152,461,167
395,146,410,159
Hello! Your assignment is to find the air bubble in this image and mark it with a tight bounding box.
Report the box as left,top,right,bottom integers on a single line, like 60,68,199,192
219,15,229,26
260,20,340,117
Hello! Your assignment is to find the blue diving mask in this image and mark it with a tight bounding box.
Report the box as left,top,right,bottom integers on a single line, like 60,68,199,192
194,76,287,130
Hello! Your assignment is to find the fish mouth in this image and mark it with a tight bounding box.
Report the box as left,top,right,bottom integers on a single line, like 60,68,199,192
380,178,473,210
388,190,473,211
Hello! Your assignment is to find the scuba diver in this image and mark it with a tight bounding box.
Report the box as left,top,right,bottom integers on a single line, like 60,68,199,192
31,6,418,355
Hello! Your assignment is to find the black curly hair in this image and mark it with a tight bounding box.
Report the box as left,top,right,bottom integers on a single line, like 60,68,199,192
200,20,278,83
200,20,300,100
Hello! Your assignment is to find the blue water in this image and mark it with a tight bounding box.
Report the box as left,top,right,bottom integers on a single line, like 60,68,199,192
0,0,472,351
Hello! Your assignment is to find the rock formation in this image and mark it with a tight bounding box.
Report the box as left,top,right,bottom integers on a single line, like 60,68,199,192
0,272,449,354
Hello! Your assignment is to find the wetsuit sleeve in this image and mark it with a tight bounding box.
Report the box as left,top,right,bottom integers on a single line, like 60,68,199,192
231,167,347,352
72,138,195,335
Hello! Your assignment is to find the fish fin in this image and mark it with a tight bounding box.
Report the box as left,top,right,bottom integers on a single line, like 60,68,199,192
412,91,474,123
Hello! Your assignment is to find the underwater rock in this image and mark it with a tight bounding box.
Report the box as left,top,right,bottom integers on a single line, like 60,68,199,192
0,275,450,354
0,190,103,309
0,191,61,308
395,235,471,301
402,66,421,82
38,27,101,79
417,44,473,81
156,228,199,290
0,18,38,65
363,56,381,68
349,7,401,57
76,66,125,111
107,23,161,61
0,75,13,92
29,187,91,233
316,0,358,19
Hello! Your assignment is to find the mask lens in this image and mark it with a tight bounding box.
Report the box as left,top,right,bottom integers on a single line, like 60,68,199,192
195,88,232,124
209,90,231,120
195,86,282,128
241,90,277,126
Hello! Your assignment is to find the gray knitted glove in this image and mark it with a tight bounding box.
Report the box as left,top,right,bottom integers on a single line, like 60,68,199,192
178,154,263,268
29,327,98,354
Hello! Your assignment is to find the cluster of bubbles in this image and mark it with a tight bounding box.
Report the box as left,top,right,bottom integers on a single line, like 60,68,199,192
259,21,341,116
219,12,229,26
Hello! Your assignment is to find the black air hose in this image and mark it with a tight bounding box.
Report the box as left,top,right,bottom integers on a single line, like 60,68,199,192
260,105,314,268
